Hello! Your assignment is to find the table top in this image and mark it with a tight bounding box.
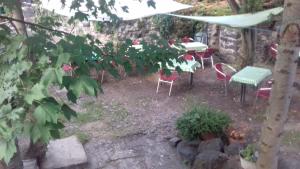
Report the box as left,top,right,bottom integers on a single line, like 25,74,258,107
230,66,272,86
181,42,208,51
166,59,201,73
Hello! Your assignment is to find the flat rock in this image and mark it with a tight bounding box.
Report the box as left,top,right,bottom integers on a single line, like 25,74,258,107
176,140,200,164
23,159,38,169
198,138,224,153
41,136,87,169
169,137,181,147
224,143,241,156
192,150,228,169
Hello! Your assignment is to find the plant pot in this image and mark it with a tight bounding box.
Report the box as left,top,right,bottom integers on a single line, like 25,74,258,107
200,133,217,140
240,155,256,169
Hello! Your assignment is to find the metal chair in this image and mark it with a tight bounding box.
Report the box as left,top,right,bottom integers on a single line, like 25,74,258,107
156,70,179,96
214,63,237,96
195,48,214,69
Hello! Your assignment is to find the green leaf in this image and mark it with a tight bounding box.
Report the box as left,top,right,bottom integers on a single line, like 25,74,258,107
0,139,17,164
61,104,77,120
68,75,99,98
24,83,48,104
33,100,61,124
40,68,63,86
55,52,71,68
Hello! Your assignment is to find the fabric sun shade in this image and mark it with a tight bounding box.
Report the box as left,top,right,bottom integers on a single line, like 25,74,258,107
40,0,192,21
168,7,283,28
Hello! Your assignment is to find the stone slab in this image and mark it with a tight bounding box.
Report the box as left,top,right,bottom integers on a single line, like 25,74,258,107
41,136,87,169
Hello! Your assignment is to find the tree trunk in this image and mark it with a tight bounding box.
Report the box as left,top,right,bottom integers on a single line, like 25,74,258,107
11,0,27,36
257,1,300,169
237,28,256,69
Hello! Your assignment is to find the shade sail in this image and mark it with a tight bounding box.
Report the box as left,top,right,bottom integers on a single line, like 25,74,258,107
168,7,283,28
40,0,192,21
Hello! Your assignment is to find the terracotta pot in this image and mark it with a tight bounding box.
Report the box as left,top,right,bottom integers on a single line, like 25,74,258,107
201,133,217,140
229,137,245,144
240,155,256,169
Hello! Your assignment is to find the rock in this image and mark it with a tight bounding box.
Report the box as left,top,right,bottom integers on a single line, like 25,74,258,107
23,159,38,169
169,137,182,147
192,150,228,169
222,155,243,169
198,138,224,153
278,155,300,169
176,140,200,164
224,143,241,156
41,136,88,169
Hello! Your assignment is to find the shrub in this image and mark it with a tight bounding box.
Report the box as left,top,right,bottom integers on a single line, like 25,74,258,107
176,106,231,140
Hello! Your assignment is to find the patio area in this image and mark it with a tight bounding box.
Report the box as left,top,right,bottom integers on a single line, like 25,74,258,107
56,66,300,168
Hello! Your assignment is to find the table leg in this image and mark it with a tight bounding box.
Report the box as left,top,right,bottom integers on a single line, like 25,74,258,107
240,84,247,104
190,73,194,87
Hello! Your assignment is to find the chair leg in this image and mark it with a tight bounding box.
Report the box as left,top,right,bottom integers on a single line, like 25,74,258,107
156,79,161,94
211,56,214,68
169,81,173,96
100,70,105,83
201,58,204,69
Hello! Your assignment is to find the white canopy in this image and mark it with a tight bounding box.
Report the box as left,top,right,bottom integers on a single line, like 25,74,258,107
168,7,283,28
40,0,192,21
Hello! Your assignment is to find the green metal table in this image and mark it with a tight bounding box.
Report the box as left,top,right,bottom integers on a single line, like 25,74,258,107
166,59,201,86
181,42,208,51
230,66,272,104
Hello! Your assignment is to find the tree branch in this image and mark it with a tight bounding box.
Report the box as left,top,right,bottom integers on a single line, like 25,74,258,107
0,15,71,35
226,0,240,14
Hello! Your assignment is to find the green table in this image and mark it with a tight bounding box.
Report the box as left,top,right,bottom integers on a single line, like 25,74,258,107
181,42,208,51
165,59,201,86
230,66,272,104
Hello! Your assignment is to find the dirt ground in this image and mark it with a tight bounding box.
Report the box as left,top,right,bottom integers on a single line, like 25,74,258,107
55,65,300,168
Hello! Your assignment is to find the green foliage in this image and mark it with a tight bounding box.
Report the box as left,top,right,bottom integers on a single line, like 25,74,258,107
241,0,263,13
240,144,257,162
1,0,185,163
153,15,174,39
176,106,231,140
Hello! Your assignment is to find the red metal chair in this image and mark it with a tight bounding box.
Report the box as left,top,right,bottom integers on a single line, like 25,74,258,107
253,79,273,108
132,39,140,45
195,48,214,69
180,54,194,61
214,63,237,96
156,70,179,96
181,36,193,43
62,64,74,76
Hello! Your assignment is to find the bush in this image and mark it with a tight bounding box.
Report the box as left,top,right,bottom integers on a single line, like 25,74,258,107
176,106,231,140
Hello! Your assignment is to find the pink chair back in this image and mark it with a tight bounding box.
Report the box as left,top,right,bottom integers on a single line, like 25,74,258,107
133,39,140,45
183,54,194,61
203,48,214,58
181,36,192,43
63,64,73,72
159,70,178,81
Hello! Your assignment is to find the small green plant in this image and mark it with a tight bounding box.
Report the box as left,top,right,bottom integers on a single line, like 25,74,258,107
176,106,231,140
240,144,257,162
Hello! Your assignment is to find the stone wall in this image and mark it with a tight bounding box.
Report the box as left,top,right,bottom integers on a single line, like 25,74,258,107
207,24,278,64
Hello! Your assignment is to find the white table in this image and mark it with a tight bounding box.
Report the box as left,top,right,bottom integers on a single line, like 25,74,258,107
180,42,208,51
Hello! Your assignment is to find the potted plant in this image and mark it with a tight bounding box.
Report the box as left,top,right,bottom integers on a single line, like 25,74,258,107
240,144,258,169
176,106,231,140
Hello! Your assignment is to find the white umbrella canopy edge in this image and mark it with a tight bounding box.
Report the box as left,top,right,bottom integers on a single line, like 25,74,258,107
40,0,193,21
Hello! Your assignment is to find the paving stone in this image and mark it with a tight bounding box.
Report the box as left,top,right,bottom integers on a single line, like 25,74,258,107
41,136,87,169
